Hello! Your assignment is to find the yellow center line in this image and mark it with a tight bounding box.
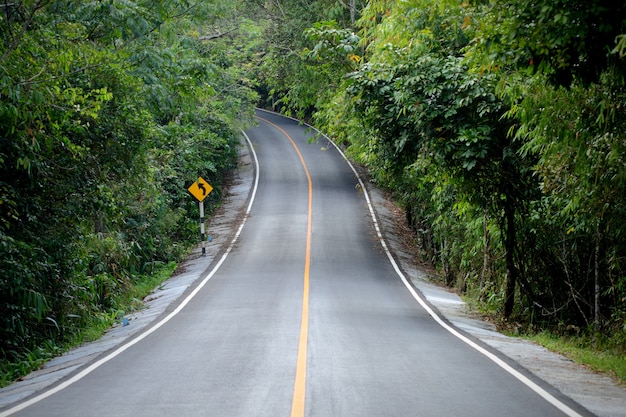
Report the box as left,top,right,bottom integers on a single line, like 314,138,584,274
255,116,312,417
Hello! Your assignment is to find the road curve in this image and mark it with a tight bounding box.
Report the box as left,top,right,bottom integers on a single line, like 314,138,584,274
1,110,592,417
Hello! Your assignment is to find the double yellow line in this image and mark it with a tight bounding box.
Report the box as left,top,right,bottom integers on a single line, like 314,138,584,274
255,116,311,417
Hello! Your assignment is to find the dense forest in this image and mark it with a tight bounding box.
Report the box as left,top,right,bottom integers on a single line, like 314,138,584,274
1,0,625,383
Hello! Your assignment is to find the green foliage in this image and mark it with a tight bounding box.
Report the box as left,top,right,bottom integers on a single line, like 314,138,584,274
503,63,626,327
318,0,535,317
251,0,366,117
515,72,626,238
469,0,626,328
0,0,258,379
468,0,626,86
528,330,626,384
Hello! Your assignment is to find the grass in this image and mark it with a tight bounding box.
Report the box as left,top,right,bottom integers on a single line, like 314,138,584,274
0,342,63,387
525,331,626,386
0,261,178,388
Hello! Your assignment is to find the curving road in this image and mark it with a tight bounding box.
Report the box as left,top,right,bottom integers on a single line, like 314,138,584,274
1,110,591,417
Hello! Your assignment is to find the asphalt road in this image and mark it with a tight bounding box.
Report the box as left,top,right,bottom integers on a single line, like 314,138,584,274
1,110,592,417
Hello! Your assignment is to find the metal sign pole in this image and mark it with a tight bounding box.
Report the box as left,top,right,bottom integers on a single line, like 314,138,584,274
199,200,206,257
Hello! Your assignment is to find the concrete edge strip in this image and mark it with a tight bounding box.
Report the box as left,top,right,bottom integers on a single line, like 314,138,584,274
0,131,261,417
255,108,584,417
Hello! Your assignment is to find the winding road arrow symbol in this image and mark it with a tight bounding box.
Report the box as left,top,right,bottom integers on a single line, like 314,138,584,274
187,177,213,202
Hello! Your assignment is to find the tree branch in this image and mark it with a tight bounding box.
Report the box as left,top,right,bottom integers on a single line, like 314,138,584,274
198,28,237,41
0,0,52,64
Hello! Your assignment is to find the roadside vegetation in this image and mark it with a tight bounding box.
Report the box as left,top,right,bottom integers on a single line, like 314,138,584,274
0,0,260,385
2,0,625,388
254,0,626,383
528,331,626,385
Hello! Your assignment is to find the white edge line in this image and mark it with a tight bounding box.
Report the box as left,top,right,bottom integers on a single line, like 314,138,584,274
0,131,260,417
256,108,584,417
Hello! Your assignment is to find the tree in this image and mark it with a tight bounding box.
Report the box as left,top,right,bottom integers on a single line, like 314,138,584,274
250,0,366,117
469,0,626,87
468,0,626,329
343,7,531,316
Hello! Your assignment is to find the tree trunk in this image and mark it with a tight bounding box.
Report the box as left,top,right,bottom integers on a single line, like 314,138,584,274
441,237,448,282
503,194,517,319
94,211,105,234
594,221,602,332
349,0,356,25
480,211,491,294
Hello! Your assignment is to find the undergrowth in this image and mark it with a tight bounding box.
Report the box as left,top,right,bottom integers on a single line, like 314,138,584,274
464,293,626,386
527,330,626,386
0,262,177,388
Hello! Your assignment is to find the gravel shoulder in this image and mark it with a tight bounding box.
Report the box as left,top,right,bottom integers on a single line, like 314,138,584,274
2,132,625,417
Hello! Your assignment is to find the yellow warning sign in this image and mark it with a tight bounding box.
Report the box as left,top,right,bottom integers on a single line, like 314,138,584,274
188,177,213,202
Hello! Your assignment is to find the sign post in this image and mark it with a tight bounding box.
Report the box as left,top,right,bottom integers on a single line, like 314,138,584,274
187,177,213,256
